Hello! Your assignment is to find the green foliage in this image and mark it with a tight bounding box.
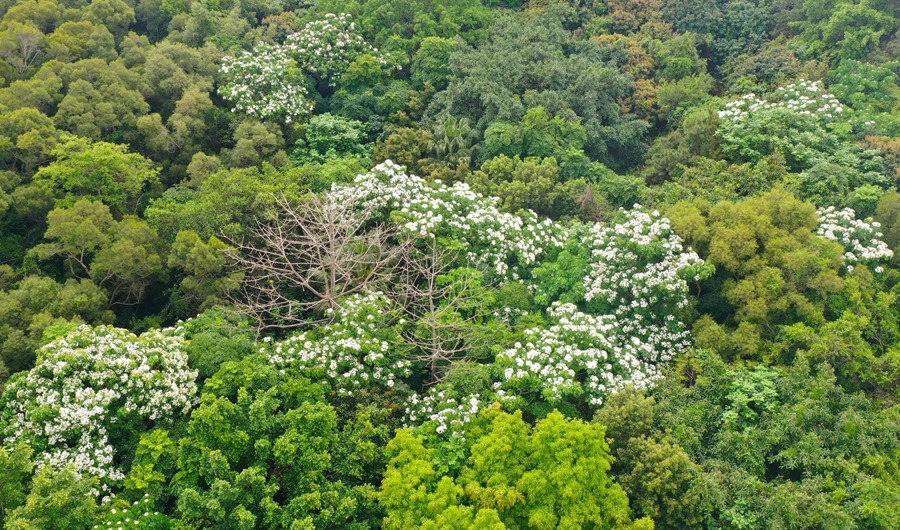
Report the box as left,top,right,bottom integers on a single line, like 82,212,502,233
411,37,457,90
144,164,302,241
171,357,393,529
428,9,647,170
482,106,588,164
179,307,255,381
0,443,33,526
0,273,112,374
292,113,371,165
875,190,900,265
0,0,898,523
31,199,165,306
34,137,159,216
828,60,900,114
668,189,846,362
650,352,900,529
4,466,98,530
168,230,240,315
466,155,585,218
792,0,899,61
310,0,492,55
123,429,178,501
381,406,648,529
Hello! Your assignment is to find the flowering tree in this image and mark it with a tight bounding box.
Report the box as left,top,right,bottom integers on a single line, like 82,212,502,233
584,207,713,334
0,325,197,492
218,13,390,122
494,208,712,408
717,80,846,123
329,160,566,278
404,386,483,440
284,13,389,86
497,303,677,407
715,80,890,209
261,293,413,395
817,206,893,272
234,163,710,433
716,80,851,170
218,43,312,123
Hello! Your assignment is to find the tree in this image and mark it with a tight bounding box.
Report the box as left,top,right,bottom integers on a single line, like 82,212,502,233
602,0,663,34
594,388,704,529
648,352,900,529
218,42,311,123
0,106,62,172
373,127,434,176
33,137,160,216
467,155,587,218
292,113,370,165
426,9,647,171
482,106,588,164
46,21,116,62
46,58,148,141
230,192,409,327
875,190,900,265
793,0,899,61
31,199,166,306
284,13,391,88
171,357,393,530
4,466,98,530
668,189,846,362
0,274,112,374
0,443,33,526
428,116,478,168
0,325,197,490
168,230,241,314
398,241,495,382
225,120,289,168
177,307,256,381
0,22,46,78
411,37,457,90
84,0,135,39
661,0,722,36
381,406,652,529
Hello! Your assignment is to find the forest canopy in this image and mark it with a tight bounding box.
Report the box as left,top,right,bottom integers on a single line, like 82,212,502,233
0,0,899,528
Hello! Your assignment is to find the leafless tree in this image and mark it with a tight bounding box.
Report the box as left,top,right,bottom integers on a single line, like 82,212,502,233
396,239,491,383
0,24,46,78
228,192,410,329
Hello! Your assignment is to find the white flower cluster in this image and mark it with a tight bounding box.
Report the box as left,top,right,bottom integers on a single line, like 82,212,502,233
495,209,709,407
404,388,482,439
329,160,567,277
584,208,709,323
718,80,846,122
284,13,389,85
1,326,197,491
496,303,675,406
219,13,389,121
262,293,412,394
219,43,313,123
817,206,893,271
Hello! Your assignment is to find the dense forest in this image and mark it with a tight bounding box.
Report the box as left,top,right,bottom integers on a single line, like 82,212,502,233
0,0,899,527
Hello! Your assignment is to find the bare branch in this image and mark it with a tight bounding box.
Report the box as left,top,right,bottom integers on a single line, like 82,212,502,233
394,239,491,383
227,192,411,329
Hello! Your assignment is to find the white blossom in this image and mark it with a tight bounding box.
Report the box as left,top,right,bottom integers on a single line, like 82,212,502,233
1,325,197,492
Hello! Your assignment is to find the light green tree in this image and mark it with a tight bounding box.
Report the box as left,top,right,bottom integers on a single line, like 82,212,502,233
381,406,653,530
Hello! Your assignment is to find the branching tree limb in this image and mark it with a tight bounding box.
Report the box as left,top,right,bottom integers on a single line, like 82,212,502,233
396,239,492,383
228,193,410,329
